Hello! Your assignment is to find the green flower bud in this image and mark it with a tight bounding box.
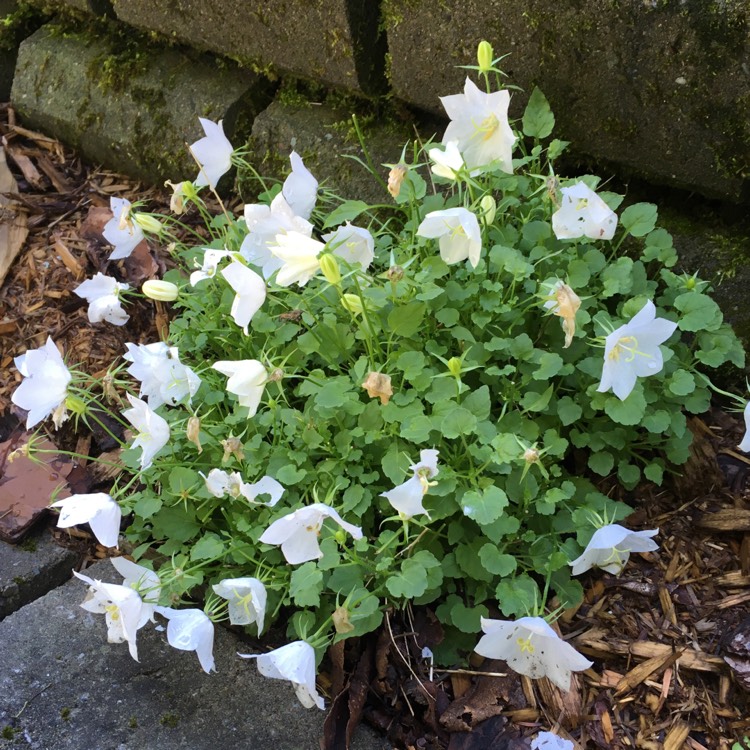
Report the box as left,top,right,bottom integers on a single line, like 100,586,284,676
65,394,87,416
142,280,179,302
132,213,164,234
447,357,463,379
341,293,364,316
480,194,497,226
319,253,341,285
477,41,493,73
685,276,697,290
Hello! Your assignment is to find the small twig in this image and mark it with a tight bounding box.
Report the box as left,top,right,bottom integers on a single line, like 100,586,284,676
15,682,53,718
437,668,508,678
385,611,434,701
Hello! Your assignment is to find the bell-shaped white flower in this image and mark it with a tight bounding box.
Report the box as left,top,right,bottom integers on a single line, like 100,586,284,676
475,616,593,691
51,493,121,548
110,555,161,610
270,231,325,287
259,503,363,565
240,193,314,279
73,571,148,661
440,78,516,174
11,336,71,429
190,248,232,286
417,207,482,268
381,449,439,519
122,394,170,470
569,524,659,576
239,640,324,709
190,118,233,189
739,402,750,452
552,182,618,241
123,343,200,409
75,273,130,325
213,577,267,631
220,261,266,333
428,140,466,181
155,606,215,673
103,197,145,260
212,359,268,417
282,152,318,220
597,300,678,401
322,222,374,271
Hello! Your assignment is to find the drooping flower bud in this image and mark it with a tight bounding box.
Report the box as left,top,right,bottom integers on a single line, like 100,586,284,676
524,447,540,464
267,367,284,383
133,213,164,235
387,265,404,282
477,40,494,73
332,606,355,634
480,194,497,226
142,280,179,302
165,180,197,214
221,436,244,463
341,293,364,316
319,253,341,285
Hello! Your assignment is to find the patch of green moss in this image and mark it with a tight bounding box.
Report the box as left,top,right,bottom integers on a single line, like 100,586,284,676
160,713,180,728
0,0,49,53
127,716,138,729
60,707,71,721
1,725,19,739
18,537,37,552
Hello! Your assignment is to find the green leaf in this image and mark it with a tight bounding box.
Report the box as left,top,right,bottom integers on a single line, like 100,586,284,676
396,350,427,380
489,245,534,280
321,200,369,229
533,352,564,380
460,485,509,525
441,407,478,438
462,385,491,420
604,388,646,425
600,257,633,298
388,302,427,337
190,533,225,561
642,410,671,433
588,451,614,476
521,385,553,413
450,602,489,633
275,464,307,485
668,369,695,396
674,293,723,332
618,462,641,489
456,540,494,582
644,462,664,484
557,396,582,426
400,415,434,443
479,544,517,576
620,202,658,237
290,562,324,607
522,86,555,139
134,493,162,519
495,575,540,617
386,557,429,598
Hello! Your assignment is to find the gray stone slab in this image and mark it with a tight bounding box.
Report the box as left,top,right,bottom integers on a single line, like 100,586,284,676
23,0,111,15
111,0,386,95
11,24,271,185
0,560,391,749
0,526,77,620
384,0,750,202
247,99,412,205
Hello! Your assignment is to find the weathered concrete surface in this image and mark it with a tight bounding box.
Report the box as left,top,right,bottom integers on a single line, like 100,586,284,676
384,0,750,202
246,99,413,205
0,560,391,749
111,0,386,96
0,526,77,620
11,24,271,185
24,0,111,15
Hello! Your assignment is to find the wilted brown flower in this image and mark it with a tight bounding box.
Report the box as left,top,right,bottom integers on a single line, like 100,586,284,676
387,164,408,198
361,371,393,405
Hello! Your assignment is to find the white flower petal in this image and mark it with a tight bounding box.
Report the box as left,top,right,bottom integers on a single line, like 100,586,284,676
156,606,216,673
190,118,233,189
282,152,318,220
51,493,121,548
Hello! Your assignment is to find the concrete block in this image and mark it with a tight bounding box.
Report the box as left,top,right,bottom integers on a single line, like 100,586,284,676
22,0,111,15
0,560,390,750
0,527,77,620
384,0,750,202
111,0,386,95
11,24,272,185
247,99,413,205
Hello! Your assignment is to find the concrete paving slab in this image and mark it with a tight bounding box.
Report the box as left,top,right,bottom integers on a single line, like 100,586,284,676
0,527,77,620
0,559,392,749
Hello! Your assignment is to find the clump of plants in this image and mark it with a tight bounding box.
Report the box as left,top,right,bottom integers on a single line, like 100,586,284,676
12,42,746,708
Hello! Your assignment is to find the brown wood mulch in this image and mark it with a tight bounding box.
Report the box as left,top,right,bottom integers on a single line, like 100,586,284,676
1,102,749,750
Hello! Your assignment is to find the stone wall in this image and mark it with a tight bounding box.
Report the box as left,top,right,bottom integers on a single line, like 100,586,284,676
3,0,750,202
